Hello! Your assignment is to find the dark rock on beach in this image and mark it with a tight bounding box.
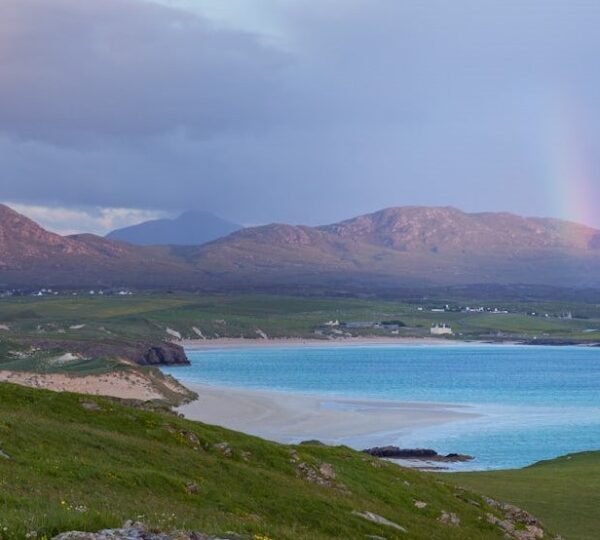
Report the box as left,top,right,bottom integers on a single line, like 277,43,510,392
363,446,473,462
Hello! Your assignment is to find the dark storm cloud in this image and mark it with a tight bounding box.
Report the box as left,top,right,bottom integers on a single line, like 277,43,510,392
1,0,600,228
0,0,287,141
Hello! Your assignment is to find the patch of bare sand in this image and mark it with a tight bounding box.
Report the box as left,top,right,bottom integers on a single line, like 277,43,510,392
0,370,164,401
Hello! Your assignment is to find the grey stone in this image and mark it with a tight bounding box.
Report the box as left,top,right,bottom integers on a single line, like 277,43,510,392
213,442,232,457
438,511,460,527
319,463,336,480
53,525,234,540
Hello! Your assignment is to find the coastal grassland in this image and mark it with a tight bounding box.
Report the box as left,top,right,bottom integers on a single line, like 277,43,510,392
0,292,599,348
0,343,120,374
0,383,514,540
446,451,600,540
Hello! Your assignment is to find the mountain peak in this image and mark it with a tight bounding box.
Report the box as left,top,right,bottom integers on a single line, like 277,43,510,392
0,204,94,267
106,209,242,246
0,203,40,226
0,203,59,244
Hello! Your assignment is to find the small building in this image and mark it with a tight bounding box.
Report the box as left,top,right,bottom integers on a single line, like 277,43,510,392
341,321,375,329
431,323,453,336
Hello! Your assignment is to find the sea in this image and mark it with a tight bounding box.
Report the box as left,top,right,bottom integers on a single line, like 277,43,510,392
162,344,600,471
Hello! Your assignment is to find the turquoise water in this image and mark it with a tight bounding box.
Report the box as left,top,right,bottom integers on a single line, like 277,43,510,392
163,344,600,470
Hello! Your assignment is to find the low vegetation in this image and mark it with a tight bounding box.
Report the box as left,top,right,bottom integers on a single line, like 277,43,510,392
0,293,599,355
446,451,600,540
0,382,548,540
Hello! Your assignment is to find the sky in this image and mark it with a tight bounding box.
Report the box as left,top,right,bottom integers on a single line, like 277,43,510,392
1,0,599,234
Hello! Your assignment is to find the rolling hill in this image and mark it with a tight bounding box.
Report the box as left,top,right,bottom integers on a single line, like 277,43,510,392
1,203,600,290
0,204,198,288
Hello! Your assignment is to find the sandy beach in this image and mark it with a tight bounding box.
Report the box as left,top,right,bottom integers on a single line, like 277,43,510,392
176,382,479,448
181,336,462,350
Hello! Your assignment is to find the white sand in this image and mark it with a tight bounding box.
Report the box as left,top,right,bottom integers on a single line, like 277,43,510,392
177,382,478,448
182,336,459,350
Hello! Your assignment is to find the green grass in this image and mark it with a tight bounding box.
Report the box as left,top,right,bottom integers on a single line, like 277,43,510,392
446,451,600,540
0,382,513,540
1,293,599,348
0,350,119,374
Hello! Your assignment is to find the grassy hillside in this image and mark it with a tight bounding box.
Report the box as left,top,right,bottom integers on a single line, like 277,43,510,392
446,451,600,540
0,382,535,540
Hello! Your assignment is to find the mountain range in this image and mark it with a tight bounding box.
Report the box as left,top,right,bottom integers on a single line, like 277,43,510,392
1,203,600,290
106,210,242,246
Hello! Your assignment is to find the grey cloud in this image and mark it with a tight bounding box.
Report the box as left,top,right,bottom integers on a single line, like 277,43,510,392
1,0,599,227
0,0,287,142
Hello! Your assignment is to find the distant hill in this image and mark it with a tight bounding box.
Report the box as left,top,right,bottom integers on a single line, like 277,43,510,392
0,203,199,288
106,210,242,246
187,206,600,289
2,203,600,290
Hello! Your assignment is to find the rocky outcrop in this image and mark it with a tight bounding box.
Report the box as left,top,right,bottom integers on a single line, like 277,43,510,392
290,450,349,493
138,342,189,366
52,521,236,540
480,496,564,540
363,446,473,462
438,511,460,527
213,442,233,457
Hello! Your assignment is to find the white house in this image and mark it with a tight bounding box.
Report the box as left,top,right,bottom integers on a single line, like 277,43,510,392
431,323,453,336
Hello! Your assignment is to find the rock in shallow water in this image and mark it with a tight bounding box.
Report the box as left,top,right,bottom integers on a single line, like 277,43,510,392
362,446,473,462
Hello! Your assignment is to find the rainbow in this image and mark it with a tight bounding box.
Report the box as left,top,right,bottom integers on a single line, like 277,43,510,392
546,94,597,230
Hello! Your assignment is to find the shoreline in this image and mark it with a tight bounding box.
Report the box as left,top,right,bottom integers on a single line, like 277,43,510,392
181,336,485,350
174,381,480,449
179,336,600,351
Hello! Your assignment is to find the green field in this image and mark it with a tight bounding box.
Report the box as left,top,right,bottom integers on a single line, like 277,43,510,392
446,451,600,540
0,292,598,357
0,382,525,540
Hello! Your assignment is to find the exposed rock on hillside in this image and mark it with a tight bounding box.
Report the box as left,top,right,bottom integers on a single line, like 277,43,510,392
52,521,235,539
